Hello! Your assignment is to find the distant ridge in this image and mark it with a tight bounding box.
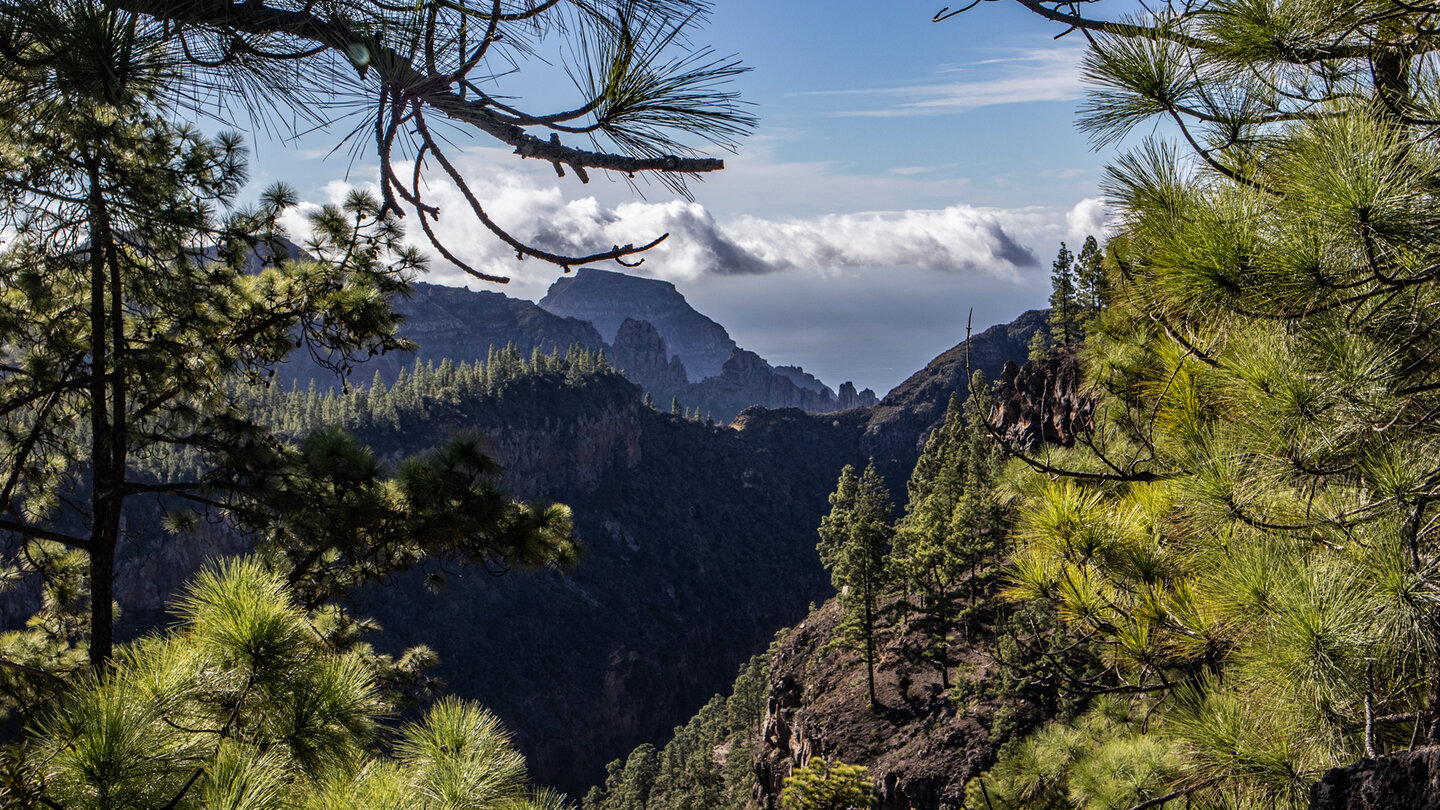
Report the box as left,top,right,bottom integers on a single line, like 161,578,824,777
284,267,877,421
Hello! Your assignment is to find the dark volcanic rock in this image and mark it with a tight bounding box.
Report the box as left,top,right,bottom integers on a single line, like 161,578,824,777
539,267,737,380
989,348,1093,449
1311,748,1440,809
752,600,1016,810
610,318,690,394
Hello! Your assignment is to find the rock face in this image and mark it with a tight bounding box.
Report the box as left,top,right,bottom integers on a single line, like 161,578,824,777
989,348,1094,449
837,381,878,410
539,267,736,380
774,365,831,395
1311,748,1440,809
286,272,872,423
752,600,1013,810
609,318,690,395
690,350,844,420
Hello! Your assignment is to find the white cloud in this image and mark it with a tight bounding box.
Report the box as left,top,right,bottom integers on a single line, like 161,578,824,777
1065,197,1113,244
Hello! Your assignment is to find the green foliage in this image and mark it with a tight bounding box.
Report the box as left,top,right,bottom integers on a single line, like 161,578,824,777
0,0,425,671
780,759,876,810
971,697,1179,810
1027,328,1051,361
889,373,1006,688
1074,236,1109,316
1049,243,1081,346
817,462,894,706
955,0,1440,802
9,559,565,810
237,344,622,450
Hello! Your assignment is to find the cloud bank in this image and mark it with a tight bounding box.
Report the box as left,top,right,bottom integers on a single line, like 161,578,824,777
283,153,1103,294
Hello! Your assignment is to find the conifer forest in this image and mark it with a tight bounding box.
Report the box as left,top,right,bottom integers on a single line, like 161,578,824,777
7,0,1440,808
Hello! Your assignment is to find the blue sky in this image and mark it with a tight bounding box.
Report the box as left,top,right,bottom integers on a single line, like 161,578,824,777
248,0,1116,395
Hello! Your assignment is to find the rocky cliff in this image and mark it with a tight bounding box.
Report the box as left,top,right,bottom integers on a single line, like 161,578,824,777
283,280,608,387
286,272,876,423
1311,748,1440,809
539,267,737,380
751,600,1013,810
989,348,1094,449
539,268,878,421
609,318,691,395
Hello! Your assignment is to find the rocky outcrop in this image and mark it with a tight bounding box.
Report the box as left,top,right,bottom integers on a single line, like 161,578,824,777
774,365,833,397
752,600,1012,810
610,318,690,395
989,349,1093,450
688,349,840,418
539,267,737,380
1311,748,1440,809
838,381,878,410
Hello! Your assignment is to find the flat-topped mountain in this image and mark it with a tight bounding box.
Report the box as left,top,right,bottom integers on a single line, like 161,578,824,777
539,267,737,381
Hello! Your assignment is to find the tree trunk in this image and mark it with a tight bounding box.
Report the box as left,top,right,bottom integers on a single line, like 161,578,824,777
864,587,877,707
85,153,122,672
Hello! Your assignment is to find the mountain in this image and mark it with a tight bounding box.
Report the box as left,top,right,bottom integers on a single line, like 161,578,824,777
282,280,608,387
72,297,1042,797
540,268,878,420
539,267,737,380
858,309,1048,484
285,271,877,423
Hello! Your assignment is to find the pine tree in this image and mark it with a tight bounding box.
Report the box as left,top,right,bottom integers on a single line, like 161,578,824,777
13,558,563,809
0,6,430,669
890,373,1004,688
817,462,894,707
1048,242,1081,346
944,0,1440,800
1074,235,1108,315
781,759,876,810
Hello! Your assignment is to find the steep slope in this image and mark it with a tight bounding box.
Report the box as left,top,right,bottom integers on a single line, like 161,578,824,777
349,380,872,794
283,280,608,386
752,600,1020,810
859,309,1048,484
